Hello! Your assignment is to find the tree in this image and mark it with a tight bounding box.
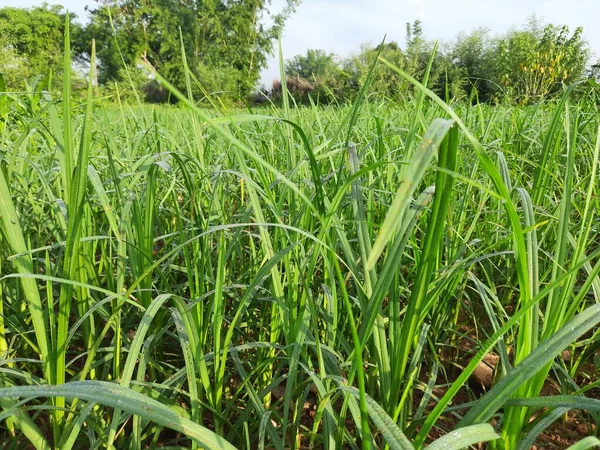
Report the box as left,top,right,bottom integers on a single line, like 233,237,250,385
285,49,336,80
280,39,463,104
405,19,427,79
452,28,498,101
346,42,409,101
405,20,423,49
0,4,81,90
282,49,342,103
494,18,589,102
403,22,466,100
80,0,301,102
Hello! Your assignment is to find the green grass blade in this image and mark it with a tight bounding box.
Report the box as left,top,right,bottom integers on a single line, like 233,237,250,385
0,398,50,450
426,424,499,450
0,156,51,374
335,256,372,450
516,407,569,450
531,84,578,205
414,245,600,445
505,395,600,412
379,56,531,312
393,123,458,387
366,118,454,270
340,386,413,450
62,12,72,194
58,401,95,450
55,31,96,422
0,381,237,450
344,37,386,149
401,42,438,175
566,437,600,450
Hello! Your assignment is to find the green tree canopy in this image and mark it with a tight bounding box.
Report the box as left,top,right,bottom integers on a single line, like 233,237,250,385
451,28,497,100
285,49,336,80
494,19,589,102
280,18,591,105
0,4,81,90
80,0,300,101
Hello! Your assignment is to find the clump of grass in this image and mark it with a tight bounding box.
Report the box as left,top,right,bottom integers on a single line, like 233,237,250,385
0,20,599,450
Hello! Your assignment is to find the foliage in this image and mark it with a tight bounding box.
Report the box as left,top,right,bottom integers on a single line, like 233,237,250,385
1,24,600,449
349,42,409,101
451,28,498,101
589,60,600,82
285,48,337,81
0,4,593,107
279,18,590,105
0,5,82,91
79,0,300,103
284,21,466,104
494,18,589,102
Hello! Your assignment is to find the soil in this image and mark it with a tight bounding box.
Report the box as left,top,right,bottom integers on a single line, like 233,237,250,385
424,320,600,449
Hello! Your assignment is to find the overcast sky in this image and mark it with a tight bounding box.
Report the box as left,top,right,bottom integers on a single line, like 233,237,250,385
3,0,599,85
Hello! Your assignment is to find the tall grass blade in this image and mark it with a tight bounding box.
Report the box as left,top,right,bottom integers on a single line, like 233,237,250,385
55,30,96,425
0,382,237,450
566,437,600,450
366,118,454,270
340,386,413,450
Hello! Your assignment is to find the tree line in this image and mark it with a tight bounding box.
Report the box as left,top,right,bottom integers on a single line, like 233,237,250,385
0,1,299,102
0,3,597,105
282,18,598,105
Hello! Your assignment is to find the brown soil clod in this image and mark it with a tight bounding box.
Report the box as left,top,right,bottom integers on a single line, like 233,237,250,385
469,353,499,391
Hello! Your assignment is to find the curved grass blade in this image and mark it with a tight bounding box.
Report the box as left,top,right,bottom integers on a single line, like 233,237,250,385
140,60,317,215
56,31,97,422
426,424,499,450
0,398,50,450
366,118,454,270
516,407,569,450
401,42,438,176
393,122,458,389
566,437,600,450
106,294,182,447
378,56,531,321
0,161,50,370
414,245,600,445
531,83,579,205
505,395,600,412
58,401,96,450
0,381,237,450
280,118,325,215
339,386,413,450
335,256,372,450
344,36,386,150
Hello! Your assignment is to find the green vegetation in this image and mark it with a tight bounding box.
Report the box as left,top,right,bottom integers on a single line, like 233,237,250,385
285,18,592,104
0,1,299,103
0,4,595,106
2,6,600,450
79,0,300,102
0,5,82,91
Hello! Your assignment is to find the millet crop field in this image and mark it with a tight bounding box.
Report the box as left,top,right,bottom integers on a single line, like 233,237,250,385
1,29,600,450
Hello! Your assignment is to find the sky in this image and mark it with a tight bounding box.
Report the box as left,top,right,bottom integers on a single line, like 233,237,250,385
3,0,599,86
